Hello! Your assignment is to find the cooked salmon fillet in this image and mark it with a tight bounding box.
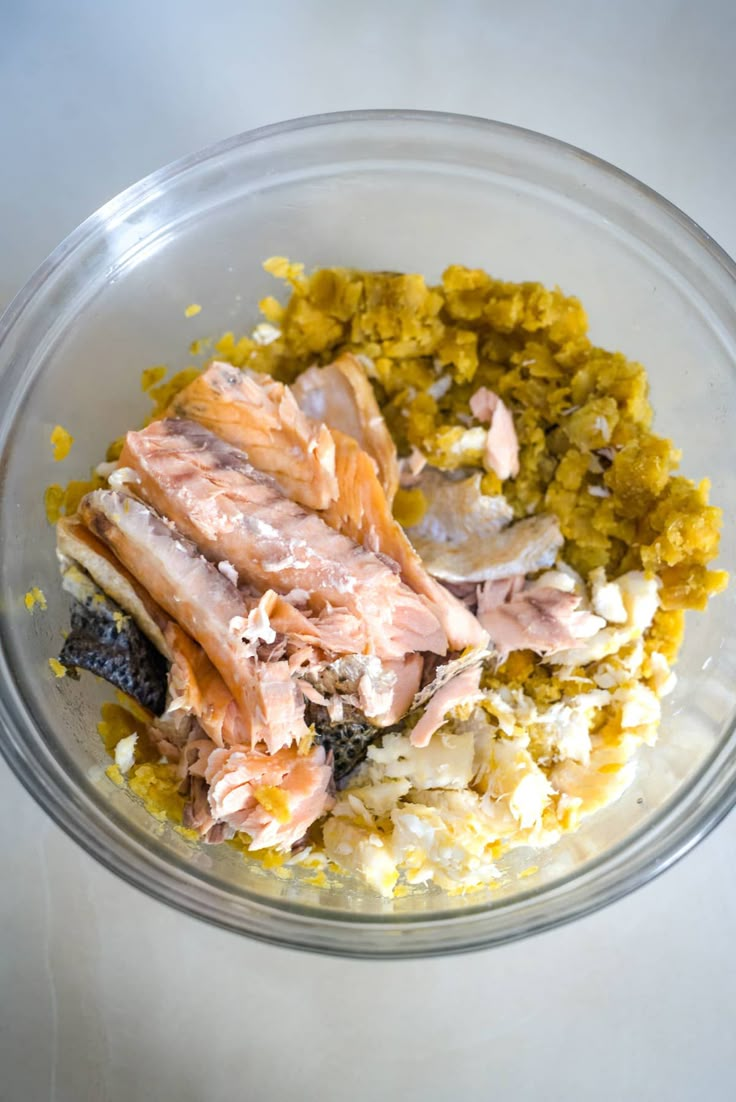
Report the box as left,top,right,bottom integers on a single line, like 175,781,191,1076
291,353,400,500
120,419,447,659
168,365,486,651
56,516,171,657
169,361,338,510
78,489,309,753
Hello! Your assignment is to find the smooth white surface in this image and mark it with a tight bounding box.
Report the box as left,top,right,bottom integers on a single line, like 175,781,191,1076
1,1,735,1099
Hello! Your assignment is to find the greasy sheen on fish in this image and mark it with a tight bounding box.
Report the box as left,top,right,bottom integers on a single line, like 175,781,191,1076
120,419,447,659
78,489,309,753
291,353,400,501
169,361,338,510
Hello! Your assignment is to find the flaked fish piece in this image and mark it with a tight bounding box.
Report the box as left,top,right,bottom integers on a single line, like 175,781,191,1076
121,420,447,659
398,446,428,488
170,361,338,510
291,353,400,501
477,582,605,662
78,489,309,753
57,570,167,714
167,366,486,652
469,387,520,480
182,775,235,845
410,666,483,748
411,646,489,712
197,743,334,851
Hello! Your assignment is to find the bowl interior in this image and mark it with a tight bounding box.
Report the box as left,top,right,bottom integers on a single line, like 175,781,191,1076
1,114,735,952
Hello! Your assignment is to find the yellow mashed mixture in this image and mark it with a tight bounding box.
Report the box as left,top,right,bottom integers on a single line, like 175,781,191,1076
47,260,727,897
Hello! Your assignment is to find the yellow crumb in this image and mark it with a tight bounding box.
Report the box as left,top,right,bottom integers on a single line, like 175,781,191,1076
140,364,167,391
112,610,128,633
392,487,428,527
518,865,539,879
106,763,124,787
48,658,67,678
24,587,47,612
305,871,328,888
184,303,202,318
258,296,285,323
50,425,74,462
297,728,316,756
189,338,209,356
253,785,291,823
44,484,64,525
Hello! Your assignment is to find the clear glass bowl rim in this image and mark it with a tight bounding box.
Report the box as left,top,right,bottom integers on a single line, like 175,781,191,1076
1,108,735,958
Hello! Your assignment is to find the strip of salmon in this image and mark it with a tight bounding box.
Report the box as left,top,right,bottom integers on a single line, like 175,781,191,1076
168,365,486,651
169,362,338,510
325,429,489,651
163,623,250,749
120,420,447,659
291,353,400,501
78,489,309,753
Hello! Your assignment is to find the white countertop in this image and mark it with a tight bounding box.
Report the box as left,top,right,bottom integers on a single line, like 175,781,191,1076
2,2,735,1099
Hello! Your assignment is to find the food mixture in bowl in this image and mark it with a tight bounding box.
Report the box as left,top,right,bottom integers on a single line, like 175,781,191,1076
40,259,727,897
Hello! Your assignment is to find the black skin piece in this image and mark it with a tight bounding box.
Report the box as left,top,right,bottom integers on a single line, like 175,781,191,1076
310,710,383,783
59,594,167,715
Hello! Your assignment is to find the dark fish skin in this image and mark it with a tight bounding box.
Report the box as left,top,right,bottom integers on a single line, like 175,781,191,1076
309,709,382,784
59,592,167,715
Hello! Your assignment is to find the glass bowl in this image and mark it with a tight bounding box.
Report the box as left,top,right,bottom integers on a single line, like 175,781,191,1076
1,111,735,958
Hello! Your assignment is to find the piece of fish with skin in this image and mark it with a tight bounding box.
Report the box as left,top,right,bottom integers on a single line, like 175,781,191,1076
121,419,447,659
291,353,400,501
56,516,170,656
469,386,520,480
78,489,309,753
169,361,338,510
168,366,486,652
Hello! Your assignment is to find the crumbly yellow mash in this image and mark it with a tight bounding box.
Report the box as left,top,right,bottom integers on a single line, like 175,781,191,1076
46,260,727,896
